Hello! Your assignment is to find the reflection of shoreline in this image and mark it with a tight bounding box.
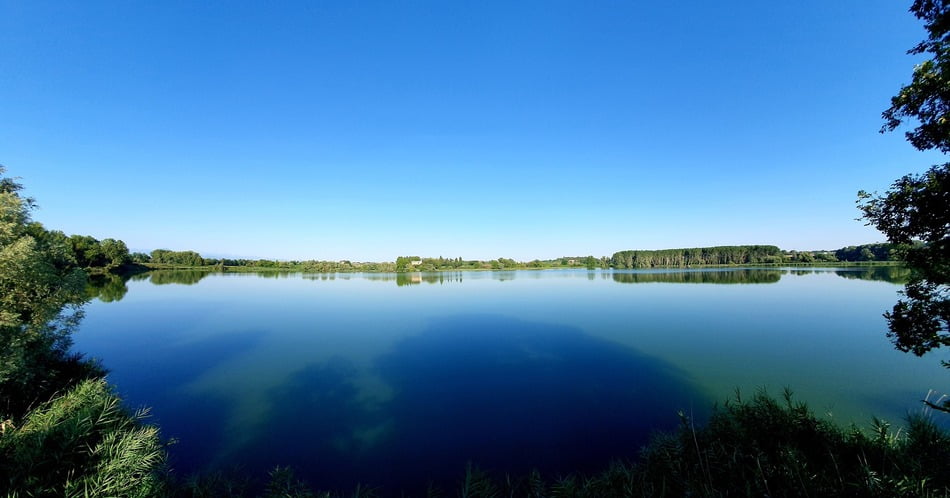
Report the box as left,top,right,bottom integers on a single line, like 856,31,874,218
611,269,783,285
86,266,911,303
832,266,911,284
362,272,467,286
606,266,908,285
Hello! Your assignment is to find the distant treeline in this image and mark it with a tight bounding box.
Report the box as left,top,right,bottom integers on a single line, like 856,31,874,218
140,251,609,272
142,249,396,272
393,255,607,271
611,243,907,268
833,243,910,262
132,243,908,273
612,245,784,268
146,248,203,266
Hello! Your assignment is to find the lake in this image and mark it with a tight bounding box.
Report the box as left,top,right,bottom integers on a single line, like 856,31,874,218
76,267,947,493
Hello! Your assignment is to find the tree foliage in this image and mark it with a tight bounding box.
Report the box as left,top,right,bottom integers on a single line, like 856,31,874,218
0,168,96,418
394,255,420,272
882,0,950,152
150,248,205,266
861,1,950,380
611,245,782,269
0,167,166,495
859,165,950,365
834,243,906,262
67,234,131,269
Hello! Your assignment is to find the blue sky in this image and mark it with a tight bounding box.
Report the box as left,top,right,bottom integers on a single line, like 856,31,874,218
1,1,945,261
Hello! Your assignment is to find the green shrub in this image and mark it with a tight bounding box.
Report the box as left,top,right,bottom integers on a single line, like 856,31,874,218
0,378,167,497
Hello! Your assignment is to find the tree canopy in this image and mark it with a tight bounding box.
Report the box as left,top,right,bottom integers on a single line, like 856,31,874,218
861,0,950,384
611,245,783,269
859,166,950,366
0,168,90,416
882,0,950,152
0,167,165,495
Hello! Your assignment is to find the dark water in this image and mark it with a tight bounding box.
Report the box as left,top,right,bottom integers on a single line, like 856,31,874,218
76,267,945,493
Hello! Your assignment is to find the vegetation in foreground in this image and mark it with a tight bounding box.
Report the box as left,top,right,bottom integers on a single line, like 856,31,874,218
5,383,949,497
0,167,166,496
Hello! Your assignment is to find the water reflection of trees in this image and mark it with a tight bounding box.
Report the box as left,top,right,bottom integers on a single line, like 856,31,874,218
301,273,337,281
89,270,215,301
833,266,910,284
611,269,782,284
253,271,296,279
491,270,517,281
86,273,129,302
90,267,911,301
372,272,466,286
146,270,213,285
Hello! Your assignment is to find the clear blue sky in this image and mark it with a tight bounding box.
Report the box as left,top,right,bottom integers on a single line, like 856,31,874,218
1,1,945,261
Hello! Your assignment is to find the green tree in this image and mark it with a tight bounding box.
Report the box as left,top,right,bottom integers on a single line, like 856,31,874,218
149,248,204,266
859,166,949,367
395,256,420,272
69,234,105,268
834,243,900,261
0,168,166,495
882,0,950,153
610,245,782,268
99,238,130,268
860,0,950,403
0,169,92,417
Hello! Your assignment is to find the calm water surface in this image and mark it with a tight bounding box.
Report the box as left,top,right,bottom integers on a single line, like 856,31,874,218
76,267,947,492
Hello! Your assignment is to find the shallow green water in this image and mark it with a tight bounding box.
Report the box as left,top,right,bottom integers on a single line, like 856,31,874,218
75,267,946,492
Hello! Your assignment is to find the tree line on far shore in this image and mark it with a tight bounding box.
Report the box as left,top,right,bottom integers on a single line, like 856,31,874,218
128,242,907,274
33,237,911,276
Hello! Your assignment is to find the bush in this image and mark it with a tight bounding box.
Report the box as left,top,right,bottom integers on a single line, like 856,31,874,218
0,379,167,497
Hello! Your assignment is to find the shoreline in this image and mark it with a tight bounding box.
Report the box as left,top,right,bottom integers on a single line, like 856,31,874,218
139,260,905,273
